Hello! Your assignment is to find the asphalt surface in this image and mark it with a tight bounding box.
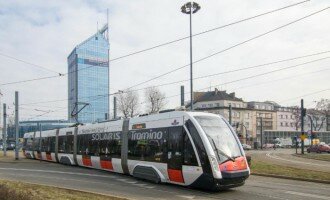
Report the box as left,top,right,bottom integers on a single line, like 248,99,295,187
246,148,330,173
0,158,329,200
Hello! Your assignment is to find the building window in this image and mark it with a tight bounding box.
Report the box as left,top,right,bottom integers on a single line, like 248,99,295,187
286,115,288,119
255,105,259,109
233,103,236,107
202,104,206,108
208,104,213,107
285,122,289,127
280,122,283,126
216,103,220,107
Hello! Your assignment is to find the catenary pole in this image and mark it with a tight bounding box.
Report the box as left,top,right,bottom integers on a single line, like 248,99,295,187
15,91,19,160
3,103,6,157
260,117,263,150
301,99,305,154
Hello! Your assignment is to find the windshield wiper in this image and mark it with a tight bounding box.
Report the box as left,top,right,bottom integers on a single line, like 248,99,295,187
209,137,235,162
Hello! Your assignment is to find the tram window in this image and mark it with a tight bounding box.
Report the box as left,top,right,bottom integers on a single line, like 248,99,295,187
24,137,34,151
66,135,74,154
58,136,66,153
41,137,48,152
77,134,87,155
49,137,56,152
33,138,40,151
183,132,198,166
128,128,167,163
168,127,184,169
185,120,211,173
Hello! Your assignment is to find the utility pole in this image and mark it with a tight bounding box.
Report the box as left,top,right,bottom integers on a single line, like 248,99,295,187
229,104,232,125
260,117,263,150
301,99,306,154
15,91,19,160
113,96,117,119
180,86,185,107
3,103,6,157
181,2,201,111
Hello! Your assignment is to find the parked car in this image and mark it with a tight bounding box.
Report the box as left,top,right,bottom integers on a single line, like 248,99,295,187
6,142,15,150
262,143,275,148
307,144,330,153
242,144,252,150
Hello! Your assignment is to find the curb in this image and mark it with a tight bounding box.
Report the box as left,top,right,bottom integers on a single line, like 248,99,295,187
251,173,330,184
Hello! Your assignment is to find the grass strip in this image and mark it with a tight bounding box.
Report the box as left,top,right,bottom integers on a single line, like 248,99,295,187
250,159,330,181
293,153,330,162
0,179,127,200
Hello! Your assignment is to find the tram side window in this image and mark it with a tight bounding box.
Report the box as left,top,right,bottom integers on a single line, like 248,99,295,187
58,136,66,153
66,135,74,154
77,134,100,156
183,131,198,166
40,137,49,152
59,133,74,154
33,138,40,151
49,137,56,152
168,127,184,169
128,128,168,163
24,137,34,151
77,134,87,155
99,135,121,158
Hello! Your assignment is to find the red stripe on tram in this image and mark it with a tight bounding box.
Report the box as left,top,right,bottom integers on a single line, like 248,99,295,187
168,169,184,183
82,157,92,166
100,160,113,170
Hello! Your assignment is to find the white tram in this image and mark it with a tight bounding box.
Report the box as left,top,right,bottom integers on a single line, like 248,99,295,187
23,111,250,190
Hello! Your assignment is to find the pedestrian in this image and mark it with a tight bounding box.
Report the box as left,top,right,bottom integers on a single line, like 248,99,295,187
273,141,276,150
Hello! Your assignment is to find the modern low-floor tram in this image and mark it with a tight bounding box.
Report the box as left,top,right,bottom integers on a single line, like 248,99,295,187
23,111,250,191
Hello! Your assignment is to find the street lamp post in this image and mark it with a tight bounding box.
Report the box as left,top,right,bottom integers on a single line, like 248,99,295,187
181,2,200,111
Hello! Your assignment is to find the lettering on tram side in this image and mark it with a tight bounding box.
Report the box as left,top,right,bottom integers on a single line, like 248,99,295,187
130,129,166,140
91,132,121,141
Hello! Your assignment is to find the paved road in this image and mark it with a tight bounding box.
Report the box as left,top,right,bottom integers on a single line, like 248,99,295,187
0,159,329,200
246,149,330,173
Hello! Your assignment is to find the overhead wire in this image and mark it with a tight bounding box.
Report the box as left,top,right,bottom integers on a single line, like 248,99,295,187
19,51,330,106
0,0,310,87
126,6,330,89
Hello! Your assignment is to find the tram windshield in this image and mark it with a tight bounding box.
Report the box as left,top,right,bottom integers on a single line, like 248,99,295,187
194,116,242,163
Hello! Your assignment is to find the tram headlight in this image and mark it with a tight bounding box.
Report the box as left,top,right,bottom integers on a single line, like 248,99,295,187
209,156,220,172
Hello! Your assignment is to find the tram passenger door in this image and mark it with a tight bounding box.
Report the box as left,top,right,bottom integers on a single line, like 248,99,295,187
167,127,184,183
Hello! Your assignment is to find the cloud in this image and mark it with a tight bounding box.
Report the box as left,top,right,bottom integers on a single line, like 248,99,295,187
0,0,329,120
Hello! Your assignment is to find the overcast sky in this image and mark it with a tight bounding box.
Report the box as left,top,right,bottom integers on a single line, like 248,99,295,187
0,0,329,121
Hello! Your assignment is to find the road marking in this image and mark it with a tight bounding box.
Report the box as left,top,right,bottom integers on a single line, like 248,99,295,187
285,191,330,200
0,167,115,179
266,153,329,167
177,195,195,199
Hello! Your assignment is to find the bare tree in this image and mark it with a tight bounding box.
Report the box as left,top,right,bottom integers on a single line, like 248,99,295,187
291,106,301,131
307,109,326,131
118,89,139,118
315,99,330,114
145,87,166,114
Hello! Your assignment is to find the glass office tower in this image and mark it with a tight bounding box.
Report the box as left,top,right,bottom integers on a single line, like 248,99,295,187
68,25,109,123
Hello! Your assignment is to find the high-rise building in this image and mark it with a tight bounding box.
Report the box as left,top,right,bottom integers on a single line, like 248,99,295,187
68,24,109,123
